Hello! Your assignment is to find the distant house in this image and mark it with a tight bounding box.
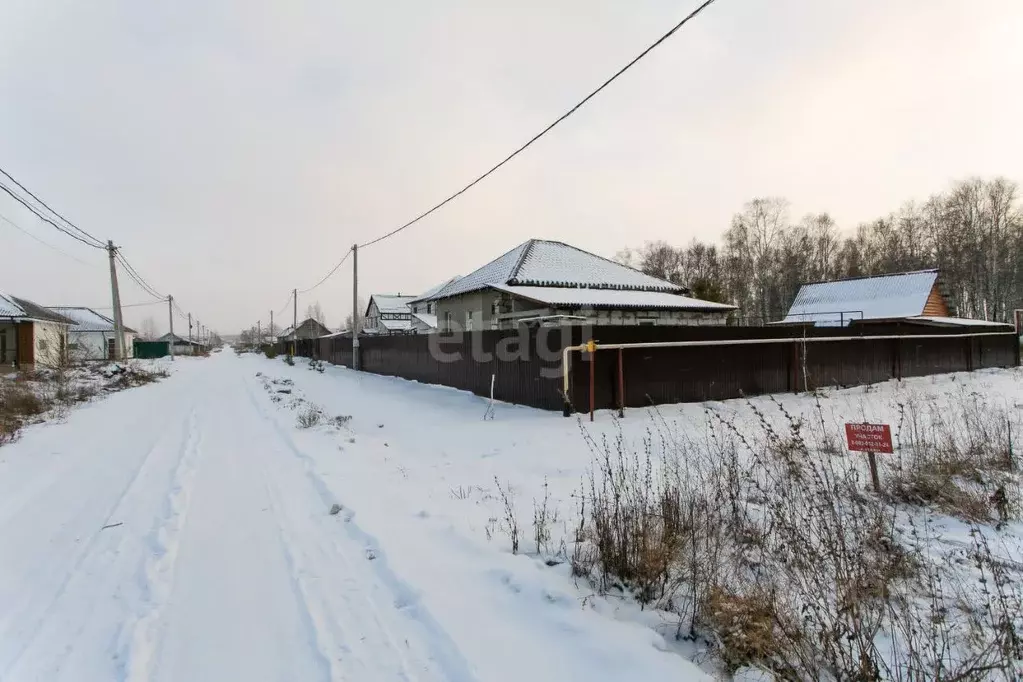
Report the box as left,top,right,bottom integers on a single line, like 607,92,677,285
779,269,960,327
277,318,332,342
413,239,735,331
157,332,201,355
0,294,74,370
49,307,136,361
364,295,416,335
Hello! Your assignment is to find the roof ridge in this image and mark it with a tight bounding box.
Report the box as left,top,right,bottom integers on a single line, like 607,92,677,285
506,238,536,283
510,238,686,293
800,268,938,287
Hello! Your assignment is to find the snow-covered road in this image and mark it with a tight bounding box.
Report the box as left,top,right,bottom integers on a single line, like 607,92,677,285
0,351,710,682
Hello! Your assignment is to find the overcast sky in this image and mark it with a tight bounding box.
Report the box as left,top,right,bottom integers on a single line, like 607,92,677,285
2,0,1022,334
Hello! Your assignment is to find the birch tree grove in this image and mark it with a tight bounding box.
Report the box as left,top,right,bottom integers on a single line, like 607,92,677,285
619,177,1023,322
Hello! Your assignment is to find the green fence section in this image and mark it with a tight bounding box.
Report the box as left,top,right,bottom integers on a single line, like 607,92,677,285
134,340,170,359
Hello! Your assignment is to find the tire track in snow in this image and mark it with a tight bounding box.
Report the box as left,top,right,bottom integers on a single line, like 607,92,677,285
245,380,478,682
0,411,196,679
121,408,203,682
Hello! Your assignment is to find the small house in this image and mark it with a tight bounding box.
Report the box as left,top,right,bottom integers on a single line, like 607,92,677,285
277,318,332,342
49,307,136,361
412,239,735,331
0,294,74,370
779,269,954,327
157,332,201,355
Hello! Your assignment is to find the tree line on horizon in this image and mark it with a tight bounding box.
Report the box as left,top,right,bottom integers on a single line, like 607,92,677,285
615,177,1023,323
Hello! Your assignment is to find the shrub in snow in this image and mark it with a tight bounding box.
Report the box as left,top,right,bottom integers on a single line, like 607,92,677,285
493,477,520,555
296,406,322,429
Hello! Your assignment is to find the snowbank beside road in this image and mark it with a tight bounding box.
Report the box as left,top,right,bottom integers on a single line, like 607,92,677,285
246,354,1023,679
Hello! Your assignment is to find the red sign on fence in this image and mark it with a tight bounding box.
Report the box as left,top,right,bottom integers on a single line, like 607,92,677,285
844,423,893,454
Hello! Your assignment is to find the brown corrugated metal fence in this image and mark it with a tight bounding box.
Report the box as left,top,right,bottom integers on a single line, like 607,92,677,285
286,325,1019,412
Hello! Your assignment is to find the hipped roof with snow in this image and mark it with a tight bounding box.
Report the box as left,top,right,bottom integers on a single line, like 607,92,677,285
424,239,689,301
0,294,75,324
49,306,137,334
782,269,940,325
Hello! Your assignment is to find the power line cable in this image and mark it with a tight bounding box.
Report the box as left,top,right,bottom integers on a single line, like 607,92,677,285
0,166,106,247
298,246,352,294
90,300,167,310
0,210,99,268
276,291,294,318
117,260,164,301
115,251,165,300
356,0,720,250
0,181,105,249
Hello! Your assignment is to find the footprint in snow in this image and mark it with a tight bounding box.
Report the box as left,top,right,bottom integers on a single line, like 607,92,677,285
365,548,377,561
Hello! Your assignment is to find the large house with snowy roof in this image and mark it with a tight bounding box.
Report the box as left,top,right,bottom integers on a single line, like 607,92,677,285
1,293,75,369
412,239,736,332
778,269,983,328
49,306,136,361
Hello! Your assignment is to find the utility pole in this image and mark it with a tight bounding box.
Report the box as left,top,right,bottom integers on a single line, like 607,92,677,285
106,240,126,361
167,295,175,361
352,243,360,370
188,313,192,346
257,320,261,348
292,288,297,358
270,309,274,347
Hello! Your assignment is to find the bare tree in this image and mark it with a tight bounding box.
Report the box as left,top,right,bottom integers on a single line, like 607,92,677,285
616,176,1023,323
304,302,326,326
139,317,158,341
343,297,366,332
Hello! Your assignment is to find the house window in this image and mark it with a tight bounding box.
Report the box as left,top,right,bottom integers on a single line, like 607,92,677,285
491,301,500,316
107,338,116,360
427,302,433,314
465,310,474,331
444,311,453,331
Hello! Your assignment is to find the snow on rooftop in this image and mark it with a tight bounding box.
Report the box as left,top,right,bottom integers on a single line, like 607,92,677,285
428,239,684,301
379,318,414,332
512,240,681,291
49,307,131,333
0,294,74,323
369,295,416,315
911,316,1013,328
0,294,24,317
783,270,939,326
412,312,438,329
494,285,736,311
412,277,461,303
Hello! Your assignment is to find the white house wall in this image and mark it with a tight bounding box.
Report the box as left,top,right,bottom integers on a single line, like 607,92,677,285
31,321,68,368
69,330,137,362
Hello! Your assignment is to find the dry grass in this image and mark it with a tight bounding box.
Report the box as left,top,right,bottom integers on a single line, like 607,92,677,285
889,389,1021,524
566,390,1023,680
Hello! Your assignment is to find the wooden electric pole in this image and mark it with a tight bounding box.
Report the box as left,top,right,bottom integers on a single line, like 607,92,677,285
167,295,175,361
292,288,297,358
106,240,126,361
352,243,360,370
